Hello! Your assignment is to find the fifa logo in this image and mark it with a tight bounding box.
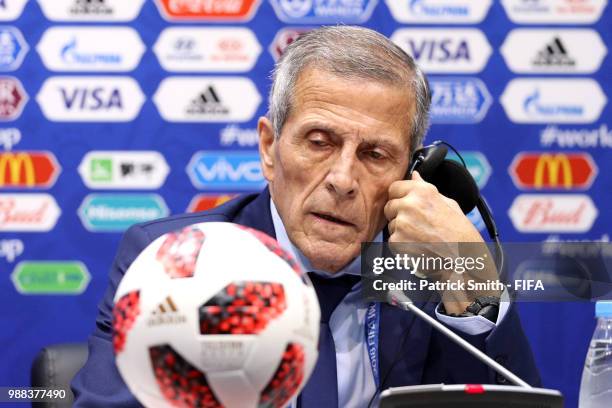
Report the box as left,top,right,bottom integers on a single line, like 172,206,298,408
0,153,35,186
533,154,573,189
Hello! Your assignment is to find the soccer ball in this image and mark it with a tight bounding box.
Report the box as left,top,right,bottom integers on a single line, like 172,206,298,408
112,222,320,408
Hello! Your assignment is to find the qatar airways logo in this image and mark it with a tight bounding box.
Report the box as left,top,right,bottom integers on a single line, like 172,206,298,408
508,194,597,233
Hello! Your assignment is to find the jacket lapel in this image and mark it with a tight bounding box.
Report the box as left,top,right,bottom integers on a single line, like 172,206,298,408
232,186,276,239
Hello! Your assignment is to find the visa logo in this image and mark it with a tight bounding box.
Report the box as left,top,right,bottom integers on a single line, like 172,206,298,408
187,152,265,190
407,39,470,62
62,87,122,110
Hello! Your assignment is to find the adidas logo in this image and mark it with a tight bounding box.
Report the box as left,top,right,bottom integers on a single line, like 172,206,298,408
70,0,113,15
186,86,230,116
532,37,576,67
147,296,187,326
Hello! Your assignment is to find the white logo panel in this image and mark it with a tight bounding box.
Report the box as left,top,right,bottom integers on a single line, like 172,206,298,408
154,27,261,72
0,0,28,21
386,0,492,23
500,79,606,124
36,76,145,122
0,193,61,232
37,26,146,72
391,28,491,73
501,29,607,74
509,194,598,233
501,0,607,24
78,151,170,189
153,77,261,123
37,0,146,22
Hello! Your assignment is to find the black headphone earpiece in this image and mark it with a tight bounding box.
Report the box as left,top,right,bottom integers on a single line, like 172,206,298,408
407,142,478,215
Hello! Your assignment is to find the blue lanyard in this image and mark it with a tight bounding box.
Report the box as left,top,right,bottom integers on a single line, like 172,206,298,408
365,302,381,387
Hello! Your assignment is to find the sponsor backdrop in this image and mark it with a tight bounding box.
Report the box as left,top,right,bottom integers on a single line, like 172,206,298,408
0,0,609,405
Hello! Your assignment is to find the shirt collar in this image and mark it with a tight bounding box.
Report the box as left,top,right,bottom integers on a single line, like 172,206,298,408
269,198,382,278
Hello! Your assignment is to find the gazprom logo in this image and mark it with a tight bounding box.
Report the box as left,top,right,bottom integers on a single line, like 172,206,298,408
410,0,469,16
187,151,265,190
500,79,606,124
386,0,491,23
523,89,583,117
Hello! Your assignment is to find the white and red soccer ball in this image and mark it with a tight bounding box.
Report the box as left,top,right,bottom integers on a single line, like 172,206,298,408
112,222,320,408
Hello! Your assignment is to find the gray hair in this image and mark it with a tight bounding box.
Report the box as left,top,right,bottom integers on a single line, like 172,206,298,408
267,25,431,155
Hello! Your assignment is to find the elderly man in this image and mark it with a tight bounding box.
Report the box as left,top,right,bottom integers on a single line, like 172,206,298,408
72,26,540,407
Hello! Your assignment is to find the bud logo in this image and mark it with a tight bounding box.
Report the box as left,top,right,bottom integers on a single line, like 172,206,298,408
0,76,27,120
0,0,28,21
391,28,491,73
37,76,145,122
0,193,61,231
0,151,61,188
154,77,260,123
187,152,265,190
37,0,146,22
386,0,492,23
0,238,23,262
501,29,607,74
270,0,378,23
78,151,170,189
188,194,236,212
501,79,606,124
154,0,262,21
147,296,187,326
269,27,312,62
430,78,492,123
219,124,259,146
154,27,261,72
501,0,607,24
0,27,28,71
37,27,145,72
509,152,597,190
508,194,597,233
78,194,169,232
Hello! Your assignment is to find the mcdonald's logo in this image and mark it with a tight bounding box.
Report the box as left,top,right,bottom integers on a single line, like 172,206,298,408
187,194,236,213
0,152,61,188
509,152,597,190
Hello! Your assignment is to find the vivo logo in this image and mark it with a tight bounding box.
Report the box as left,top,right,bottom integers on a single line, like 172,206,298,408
187,152,265,190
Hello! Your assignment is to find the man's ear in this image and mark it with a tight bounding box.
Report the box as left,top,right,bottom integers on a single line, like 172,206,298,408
258,116,276,182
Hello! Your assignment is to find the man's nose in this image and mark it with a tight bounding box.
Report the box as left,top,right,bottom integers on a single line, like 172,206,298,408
325,151,358,198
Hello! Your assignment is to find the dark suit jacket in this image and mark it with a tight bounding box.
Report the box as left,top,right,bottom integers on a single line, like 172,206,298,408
72,187,541,407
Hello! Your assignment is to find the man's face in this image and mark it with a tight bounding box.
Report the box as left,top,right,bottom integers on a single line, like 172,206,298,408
259,68,414,272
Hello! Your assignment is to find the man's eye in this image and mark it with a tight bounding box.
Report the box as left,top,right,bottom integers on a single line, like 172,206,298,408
310,139,329,148
366,150,385,160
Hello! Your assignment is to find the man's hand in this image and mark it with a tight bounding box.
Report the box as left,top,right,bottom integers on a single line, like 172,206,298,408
383,171,500,314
